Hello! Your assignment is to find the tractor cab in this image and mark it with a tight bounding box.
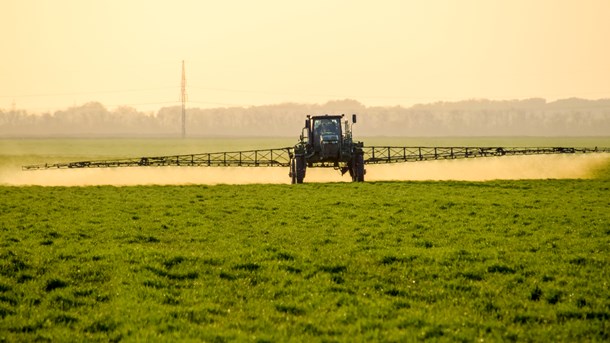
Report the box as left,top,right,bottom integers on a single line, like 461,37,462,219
309,116,343,160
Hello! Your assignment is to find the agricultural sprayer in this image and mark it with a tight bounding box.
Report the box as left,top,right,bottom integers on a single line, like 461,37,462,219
22,114,610,183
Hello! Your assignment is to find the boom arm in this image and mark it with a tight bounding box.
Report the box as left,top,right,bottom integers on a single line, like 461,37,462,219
363,146,610,164
22,148,293,170
22,146,608,171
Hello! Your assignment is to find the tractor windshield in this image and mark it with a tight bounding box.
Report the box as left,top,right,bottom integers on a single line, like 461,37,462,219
313,118,340,137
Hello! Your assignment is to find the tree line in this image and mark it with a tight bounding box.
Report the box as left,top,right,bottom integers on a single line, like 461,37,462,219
1,98,609,137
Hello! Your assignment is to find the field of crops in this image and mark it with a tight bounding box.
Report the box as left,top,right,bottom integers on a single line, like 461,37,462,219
1,138,609,341
1,176,609,341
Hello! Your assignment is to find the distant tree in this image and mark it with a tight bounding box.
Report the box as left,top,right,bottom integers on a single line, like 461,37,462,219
1,98,609,137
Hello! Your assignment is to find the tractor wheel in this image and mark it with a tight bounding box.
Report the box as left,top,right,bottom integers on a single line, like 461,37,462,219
291,156,306,184
296,156,307,183
290,159,297,184
352,153,365,182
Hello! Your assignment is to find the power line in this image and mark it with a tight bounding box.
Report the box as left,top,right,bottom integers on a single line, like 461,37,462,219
188,85,610,103
0,87,177,99
188,100,251,107
188,85,410,100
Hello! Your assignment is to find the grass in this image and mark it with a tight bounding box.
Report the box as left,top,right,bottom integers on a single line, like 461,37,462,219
1,178,609,341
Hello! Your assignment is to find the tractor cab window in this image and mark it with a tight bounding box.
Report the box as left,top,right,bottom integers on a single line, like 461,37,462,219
313,119,340,136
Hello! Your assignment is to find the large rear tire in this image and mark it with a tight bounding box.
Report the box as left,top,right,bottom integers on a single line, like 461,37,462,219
290,159,297,184
291,156,306,184
351,152,365,182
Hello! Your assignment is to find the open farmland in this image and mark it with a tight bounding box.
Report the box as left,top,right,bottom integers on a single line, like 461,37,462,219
1,177,609,341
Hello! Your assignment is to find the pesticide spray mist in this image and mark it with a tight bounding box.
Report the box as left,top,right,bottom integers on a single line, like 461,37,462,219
1,154,609,186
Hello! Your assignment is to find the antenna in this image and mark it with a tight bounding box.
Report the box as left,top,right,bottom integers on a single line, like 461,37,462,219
180,60,187,138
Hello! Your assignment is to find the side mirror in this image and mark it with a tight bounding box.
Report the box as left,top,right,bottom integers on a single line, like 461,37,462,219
352,114,357,124
305,119,310,129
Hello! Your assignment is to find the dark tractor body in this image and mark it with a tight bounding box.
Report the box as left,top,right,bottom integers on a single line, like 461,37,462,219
289,114,365,184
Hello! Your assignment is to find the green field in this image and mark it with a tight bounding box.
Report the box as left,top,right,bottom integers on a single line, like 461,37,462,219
1,178,609,341
1,138,609,341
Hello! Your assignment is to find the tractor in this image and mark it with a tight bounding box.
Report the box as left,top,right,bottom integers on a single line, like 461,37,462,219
290,114,365,184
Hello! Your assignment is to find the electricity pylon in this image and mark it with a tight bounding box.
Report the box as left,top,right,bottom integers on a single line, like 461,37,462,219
181,60,187,138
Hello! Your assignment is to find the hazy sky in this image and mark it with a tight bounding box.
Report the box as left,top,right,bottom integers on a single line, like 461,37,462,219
2,0,609,113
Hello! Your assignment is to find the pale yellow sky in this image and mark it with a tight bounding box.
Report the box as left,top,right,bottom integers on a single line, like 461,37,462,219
1,0,609,113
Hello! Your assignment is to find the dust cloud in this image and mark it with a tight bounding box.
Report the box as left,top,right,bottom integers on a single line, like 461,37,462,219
366,154,610,181
1,154,608,186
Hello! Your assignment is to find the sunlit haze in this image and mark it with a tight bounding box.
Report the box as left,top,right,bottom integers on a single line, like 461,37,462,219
2,0,610,113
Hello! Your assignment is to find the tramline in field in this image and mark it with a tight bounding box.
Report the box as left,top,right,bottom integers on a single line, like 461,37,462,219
22,114,610,183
